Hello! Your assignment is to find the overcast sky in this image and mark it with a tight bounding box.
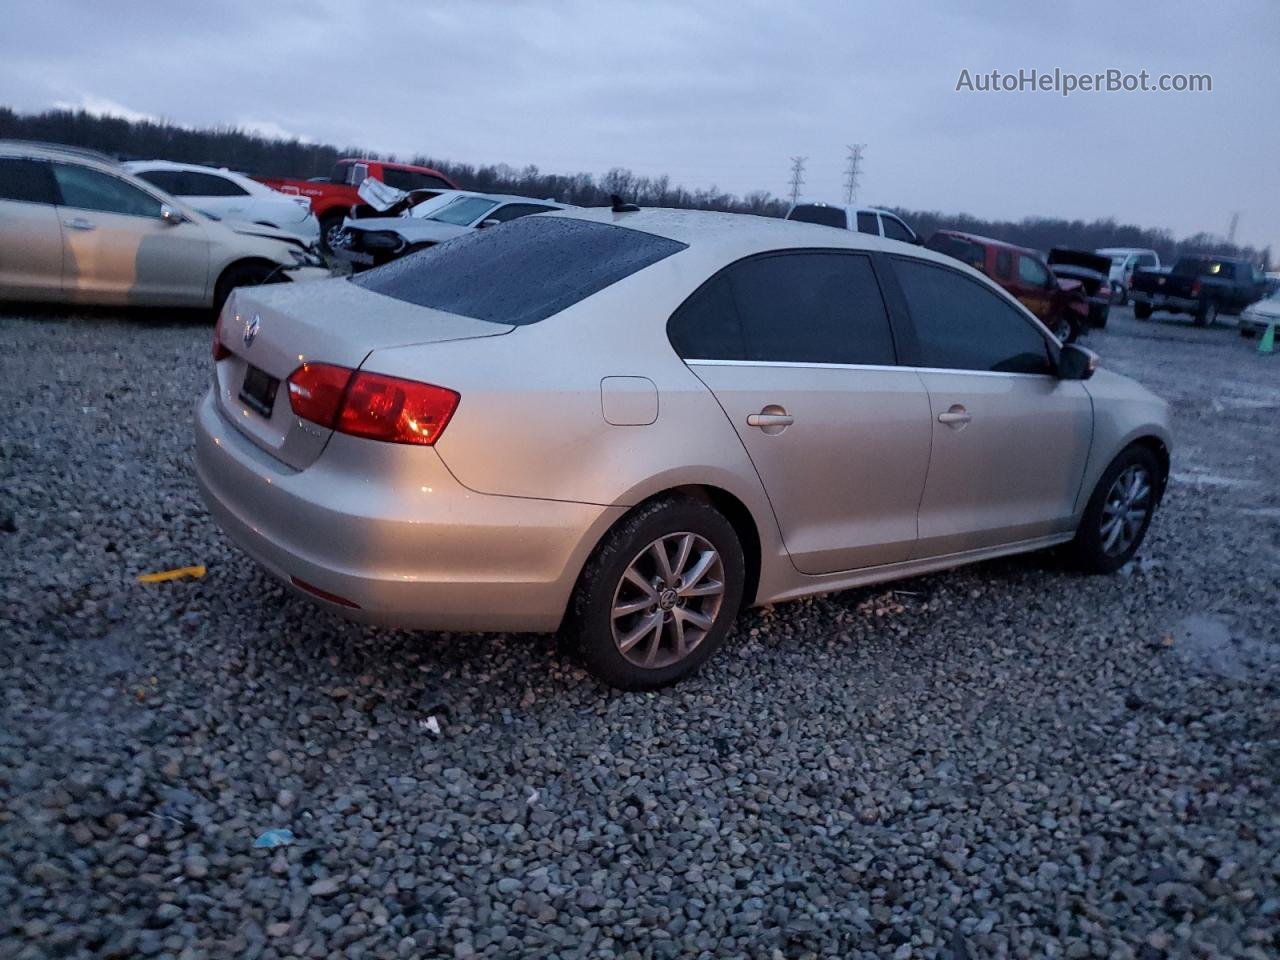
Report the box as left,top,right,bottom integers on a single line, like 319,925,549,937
3,0,1277,251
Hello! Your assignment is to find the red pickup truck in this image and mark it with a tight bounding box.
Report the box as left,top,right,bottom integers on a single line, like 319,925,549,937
256,158,457,251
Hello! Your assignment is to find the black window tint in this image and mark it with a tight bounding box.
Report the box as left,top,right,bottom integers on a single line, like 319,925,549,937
1018,255,1049,286
51,163,161,218
329,162,352,184
134,169,185,194
352,216,687,326
856,211,879,234
728,252,894,365
381,168,453,191
0,158,59,204
995,250,1013,279
925,234,986,272
894,258,1053,375
881,215,915,242
486,203,555,224
787,204,846,229
183,171,249,197
667,274,744,360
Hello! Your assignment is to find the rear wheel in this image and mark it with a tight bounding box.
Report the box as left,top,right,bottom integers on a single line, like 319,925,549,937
1051,311,1081,343
566,497,744,690
213,261,282,312
1134,302,1153,321
1194,301,1218,327
1070,445,1161,574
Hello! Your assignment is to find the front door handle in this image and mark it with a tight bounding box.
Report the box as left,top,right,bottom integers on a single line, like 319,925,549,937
746,405,794,434
937,404,972,427
63,217,95,231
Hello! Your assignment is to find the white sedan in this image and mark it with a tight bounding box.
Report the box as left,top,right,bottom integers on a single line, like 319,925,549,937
125,160,319,243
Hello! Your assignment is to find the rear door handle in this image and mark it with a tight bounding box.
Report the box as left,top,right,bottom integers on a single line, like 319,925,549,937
937,405,972,427
747,413,794,428
63,218,95,231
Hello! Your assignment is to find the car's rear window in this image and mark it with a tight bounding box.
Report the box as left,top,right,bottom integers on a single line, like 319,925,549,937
787,204,847,229
351,216,688,325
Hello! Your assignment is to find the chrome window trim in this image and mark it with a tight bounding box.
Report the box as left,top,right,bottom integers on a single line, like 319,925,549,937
685,358,1059,380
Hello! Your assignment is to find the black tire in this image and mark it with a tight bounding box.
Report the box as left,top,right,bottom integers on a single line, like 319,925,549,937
318,212,346,253
1193,300,1218,327
1134,302,1153,321
565,496,745,690
1116,284,1128,306
1092,304,1109,330
213,261,281,313
1051,311,1082,344
1070,445,1162,574
1239,326,1257,339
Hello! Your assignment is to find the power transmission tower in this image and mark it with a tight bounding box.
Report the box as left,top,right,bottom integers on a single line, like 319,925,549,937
1227,211,1240,244
787,156,807,205
843,144,866,205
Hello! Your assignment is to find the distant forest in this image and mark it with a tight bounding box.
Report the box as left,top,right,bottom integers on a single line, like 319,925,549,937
2,107,1269,267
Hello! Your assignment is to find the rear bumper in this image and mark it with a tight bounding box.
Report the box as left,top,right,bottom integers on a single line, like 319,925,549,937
1130,291,1197,313
194,389,622,632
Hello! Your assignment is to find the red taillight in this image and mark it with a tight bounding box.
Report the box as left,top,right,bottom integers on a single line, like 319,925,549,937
1190,280,1202,297
286,363,459,446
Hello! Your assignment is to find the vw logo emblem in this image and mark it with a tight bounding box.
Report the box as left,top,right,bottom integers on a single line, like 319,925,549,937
243,313,261,348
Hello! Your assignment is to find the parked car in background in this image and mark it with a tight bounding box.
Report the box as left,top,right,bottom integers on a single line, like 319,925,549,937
335,192,568,270
1129,254,1268,326
1097,247,1160,304
785,201,920,243
125,160,319,242
256,158,458,251
1237,285,1280,338
0,141,328,310
1047,248,1113,328
925,230,1090,341
196,208,1171,690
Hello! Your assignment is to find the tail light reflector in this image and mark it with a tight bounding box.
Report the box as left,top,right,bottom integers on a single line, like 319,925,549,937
1190,280,1202,297
286,363,459,446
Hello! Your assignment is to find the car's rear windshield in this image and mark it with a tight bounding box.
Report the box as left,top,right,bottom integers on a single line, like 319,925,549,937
350,216,688,325
787,204,847,229
1172,258,1236,278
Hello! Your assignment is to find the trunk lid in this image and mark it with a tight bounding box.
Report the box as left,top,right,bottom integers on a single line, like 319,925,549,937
214,277,511,470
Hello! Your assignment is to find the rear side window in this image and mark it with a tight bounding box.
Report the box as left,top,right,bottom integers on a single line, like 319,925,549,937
134,169,185,194
925,234,985,271
0,158,60,204
352,216,687,326
994,249,1013,279
669,251,896,366
486,203,557,224
856,211,879,234
787,204,846,229
893,258,1054,375
381,168,453,191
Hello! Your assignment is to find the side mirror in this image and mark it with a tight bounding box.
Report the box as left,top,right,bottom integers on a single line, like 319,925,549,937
477,219,501,229
160,205,186,225
1057,342,1099,380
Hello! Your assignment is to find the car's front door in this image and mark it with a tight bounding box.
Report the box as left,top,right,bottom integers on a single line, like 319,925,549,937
0,157,64,299
888,256,1093,556
49,162,211,306
668,250,933,574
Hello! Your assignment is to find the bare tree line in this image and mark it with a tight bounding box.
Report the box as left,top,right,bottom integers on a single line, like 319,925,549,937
1,107,1268,267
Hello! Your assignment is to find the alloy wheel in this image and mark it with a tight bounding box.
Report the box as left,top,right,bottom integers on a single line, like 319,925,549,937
610,532,725,669
1099,464,1152,556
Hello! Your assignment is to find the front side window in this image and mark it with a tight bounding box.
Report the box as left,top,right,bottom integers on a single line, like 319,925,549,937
0,157,60,204
1139,253,1158,267
893,257,1054,375
787,204,846,229
994,249,1013,279
668,251,896,366
1018,254,1049,287
51,163,161,218
428,196,499,225
881,215,915,243
856,211,879,234
182,172,249,197
352,216,687,326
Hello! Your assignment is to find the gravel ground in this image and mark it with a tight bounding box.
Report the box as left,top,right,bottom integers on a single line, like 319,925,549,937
1,303,1277,960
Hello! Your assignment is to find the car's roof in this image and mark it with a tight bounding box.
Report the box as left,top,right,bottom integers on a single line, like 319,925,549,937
448,192,568,207
789,200,898,215
548,206,950,262
1096,247,1157,255
933,228,1037,257
124,159,245,176
0,139,118,166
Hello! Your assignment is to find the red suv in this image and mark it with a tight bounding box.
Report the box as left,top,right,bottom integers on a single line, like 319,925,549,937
925,230,1089,342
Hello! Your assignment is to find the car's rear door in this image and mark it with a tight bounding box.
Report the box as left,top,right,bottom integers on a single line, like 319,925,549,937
49,162,211,306
670,250,932,574
0,157,64,299
886,256,1093,557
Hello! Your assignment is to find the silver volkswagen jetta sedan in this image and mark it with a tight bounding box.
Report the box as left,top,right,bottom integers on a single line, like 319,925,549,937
196,209,1171,689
